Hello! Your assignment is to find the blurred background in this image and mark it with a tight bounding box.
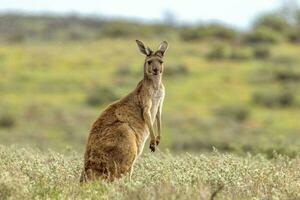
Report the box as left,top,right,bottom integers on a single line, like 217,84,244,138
0,0,300,157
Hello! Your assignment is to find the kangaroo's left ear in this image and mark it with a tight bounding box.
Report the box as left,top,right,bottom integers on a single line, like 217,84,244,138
157,41,168,56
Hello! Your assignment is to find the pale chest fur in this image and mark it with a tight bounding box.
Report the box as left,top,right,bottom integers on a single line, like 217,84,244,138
138,85,165,156
149,87,165,124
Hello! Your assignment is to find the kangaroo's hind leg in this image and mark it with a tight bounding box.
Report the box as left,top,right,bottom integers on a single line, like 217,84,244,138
83,123,138,181
106,123,138,180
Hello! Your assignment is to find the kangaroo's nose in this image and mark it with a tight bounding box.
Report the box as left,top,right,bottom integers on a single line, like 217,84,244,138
153,68,158,73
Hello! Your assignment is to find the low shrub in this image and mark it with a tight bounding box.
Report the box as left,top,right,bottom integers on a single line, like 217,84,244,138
252,89,294,108
0,113,16,128
271,55,297,65
86,85,119,107
274,66,300,82
115,65,132,77
206,44,231,60
180,24,237,41
252,46,271,59
249,65,300,84
243,27,281,44
229,48,252,60
287,28,300,43
253,14,290,34
214,104,250,122
164,63,189,77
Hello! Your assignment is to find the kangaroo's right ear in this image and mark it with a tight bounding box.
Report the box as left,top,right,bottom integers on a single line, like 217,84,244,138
136,40,152,56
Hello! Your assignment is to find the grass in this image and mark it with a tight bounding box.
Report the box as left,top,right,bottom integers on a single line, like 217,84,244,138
0,39,300,155
0,145,299,200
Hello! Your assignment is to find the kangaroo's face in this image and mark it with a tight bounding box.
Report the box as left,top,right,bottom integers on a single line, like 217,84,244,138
136,40,168,78
145,55,163,76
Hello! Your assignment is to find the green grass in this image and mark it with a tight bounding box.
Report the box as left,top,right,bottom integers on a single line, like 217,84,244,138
1,145,299,200
0,39,300,155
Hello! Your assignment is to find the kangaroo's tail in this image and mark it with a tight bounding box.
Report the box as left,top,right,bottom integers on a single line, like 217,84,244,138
79,168,86,183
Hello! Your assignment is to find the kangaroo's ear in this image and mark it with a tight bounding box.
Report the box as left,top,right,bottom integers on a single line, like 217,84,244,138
136,40,152,56
157,41,168,56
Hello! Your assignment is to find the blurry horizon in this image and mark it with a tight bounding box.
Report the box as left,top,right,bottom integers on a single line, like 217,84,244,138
1,0,299,29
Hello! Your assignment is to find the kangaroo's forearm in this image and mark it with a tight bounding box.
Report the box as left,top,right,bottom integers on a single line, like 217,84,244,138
156,114,161,137
143,109,156,140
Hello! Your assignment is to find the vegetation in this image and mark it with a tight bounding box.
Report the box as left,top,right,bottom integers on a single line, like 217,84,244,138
86,85,119,107
1,11,300,43
1,9,300,199
1,13,300,156
1,145,299,200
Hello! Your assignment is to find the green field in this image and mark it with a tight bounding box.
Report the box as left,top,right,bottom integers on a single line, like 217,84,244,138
1,39,300,156
1,12,300,200
1,145,299,200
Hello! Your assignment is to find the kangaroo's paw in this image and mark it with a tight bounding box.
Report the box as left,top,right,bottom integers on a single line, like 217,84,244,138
156,136,160,146
150,139,156,152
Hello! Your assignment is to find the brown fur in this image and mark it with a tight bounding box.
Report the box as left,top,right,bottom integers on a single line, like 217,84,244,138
80,40,168,182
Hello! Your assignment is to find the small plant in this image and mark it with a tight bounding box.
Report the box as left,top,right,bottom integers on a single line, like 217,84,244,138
164,63,189,77
249,65,300,84
229,48,252,61
273,66,300,82
115,65,133,77
86,85,119,107
271,55,297,65
180,24,236,41
252,89,294,108
287,28,300,43
253,14,290,34
206,44,231,60
0,113,16,128
253,46,271,59
214,104,250,122
243,27,281,44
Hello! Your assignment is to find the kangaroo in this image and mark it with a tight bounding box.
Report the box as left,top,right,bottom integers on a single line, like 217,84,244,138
80,40,168,182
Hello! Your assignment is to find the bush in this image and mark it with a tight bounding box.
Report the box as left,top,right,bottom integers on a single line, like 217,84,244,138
273,66,300,82
206,44,231,60
253,14,290,33
7,33,25,43
214,104,250,122
0,113,16,128
115,65,132,77
86,85,119,107
180,24,237,41
164,64,189,77
229,48,252,61
252,90,294,108
244,27,281,44
271,55,297,65
249,65,300,84
287,28,300,43
252,46,271,59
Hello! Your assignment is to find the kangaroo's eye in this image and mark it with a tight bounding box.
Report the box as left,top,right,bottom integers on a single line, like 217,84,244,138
159,60,163,64
147,61,152,65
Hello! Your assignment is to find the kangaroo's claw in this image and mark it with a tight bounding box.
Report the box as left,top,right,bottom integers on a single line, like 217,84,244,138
150,139,156,152
150,144,155,152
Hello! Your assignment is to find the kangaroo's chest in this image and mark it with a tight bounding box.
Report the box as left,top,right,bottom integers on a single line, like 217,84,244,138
150,88,164,124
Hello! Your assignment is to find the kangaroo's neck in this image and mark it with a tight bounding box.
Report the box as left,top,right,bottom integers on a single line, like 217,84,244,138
143,75,162,90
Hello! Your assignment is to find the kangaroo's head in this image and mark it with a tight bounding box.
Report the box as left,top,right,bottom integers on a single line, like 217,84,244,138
136,40,168,79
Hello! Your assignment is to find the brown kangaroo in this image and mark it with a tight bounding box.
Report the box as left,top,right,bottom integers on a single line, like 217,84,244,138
80,40,168,182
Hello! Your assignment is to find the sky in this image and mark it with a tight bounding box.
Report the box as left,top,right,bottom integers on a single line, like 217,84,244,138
0,0,299,29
